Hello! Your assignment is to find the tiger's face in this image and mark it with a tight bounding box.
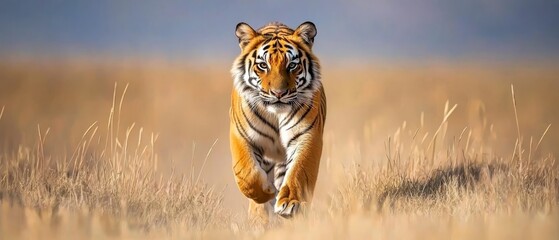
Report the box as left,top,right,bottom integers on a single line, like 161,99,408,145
232,22,320,113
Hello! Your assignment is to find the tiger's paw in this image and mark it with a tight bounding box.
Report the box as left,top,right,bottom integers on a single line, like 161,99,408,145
274,199,300,218
274,185,303,218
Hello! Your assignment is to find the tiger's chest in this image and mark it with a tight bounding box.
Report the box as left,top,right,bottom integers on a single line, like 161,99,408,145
244,113,302,163
258,133,286,163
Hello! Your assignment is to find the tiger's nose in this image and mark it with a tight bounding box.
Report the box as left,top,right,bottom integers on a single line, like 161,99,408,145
271,89,288,98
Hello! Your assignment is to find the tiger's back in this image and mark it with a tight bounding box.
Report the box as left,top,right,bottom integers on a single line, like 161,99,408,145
229,21,326,221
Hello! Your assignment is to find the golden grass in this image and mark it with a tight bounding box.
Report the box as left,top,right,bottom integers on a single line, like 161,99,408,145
0,83,228,239
0,59,558,239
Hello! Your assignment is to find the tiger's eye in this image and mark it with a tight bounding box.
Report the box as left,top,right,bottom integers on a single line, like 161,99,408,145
288,62,298,70
258,62,268,70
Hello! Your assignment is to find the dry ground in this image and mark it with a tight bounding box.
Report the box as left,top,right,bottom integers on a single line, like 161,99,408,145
0,58,558,239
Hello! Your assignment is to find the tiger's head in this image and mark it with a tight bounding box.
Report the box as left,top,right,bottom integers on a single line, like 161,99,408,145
231,21,320,114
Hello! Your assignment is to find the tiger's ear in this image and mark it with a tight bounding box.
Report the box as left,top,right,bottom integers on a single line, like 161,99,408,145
235,22,257,50
294,21,317,47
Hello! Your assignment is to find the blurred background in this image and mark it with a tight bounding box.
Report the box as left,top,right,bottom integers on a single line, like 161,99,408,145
2,0,559,60
1,0,558,212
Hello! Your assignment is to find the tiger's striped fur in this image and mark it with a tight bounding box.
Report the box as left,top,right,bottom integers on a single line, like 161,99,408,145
230,21,326,221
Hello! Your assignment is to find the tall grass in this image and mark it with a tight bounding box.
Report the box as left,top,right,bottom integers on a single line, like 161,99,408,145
0,61,558,239
273,88,558,239
0,84,228,239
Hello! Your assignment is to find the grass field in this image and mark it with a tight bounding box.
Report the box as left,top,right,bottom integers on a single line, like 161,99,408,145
0,58,558,239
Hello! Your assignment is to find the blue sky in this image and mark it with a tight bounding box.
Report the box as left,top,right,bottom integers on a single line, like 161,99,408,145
1,0,558,60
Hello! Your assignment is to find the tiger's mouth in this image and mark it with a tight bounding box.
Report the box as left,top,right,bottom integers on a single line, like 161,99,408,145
262,99,294,106
259,91,297,106
264,101,293,107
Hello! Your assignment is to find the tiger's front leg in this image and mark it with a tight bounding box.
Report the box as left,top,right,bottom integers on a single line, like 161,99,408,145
230,131,276,204
274,127,323,218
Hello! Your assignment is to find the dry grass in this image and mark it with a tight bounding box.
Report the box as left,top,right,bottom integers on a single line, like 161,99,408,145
0,59,558,239
0,84,228,239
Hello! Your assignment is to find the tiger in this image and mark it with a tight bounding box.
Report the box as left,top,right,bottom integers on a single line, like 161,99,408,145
230,21,326,222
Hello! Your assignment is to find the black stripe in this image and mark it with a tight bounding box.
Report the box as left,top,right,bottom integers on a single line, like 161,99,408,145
233,108,263,153
265,166,275,174
233,160,240,170
291,42,316,83
242,85,252,92
287,115,319,147
286,150,297,165
248,77,258,88
234,168,243,176
298,78,307,89
233,110,250,142
286,103,313,130
307,57,315,81
245,100,279,133
253,150,263,161
280,104,303,127
241,105,275,143
299,59,308,88
263,37,274,44
276,170,286,178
